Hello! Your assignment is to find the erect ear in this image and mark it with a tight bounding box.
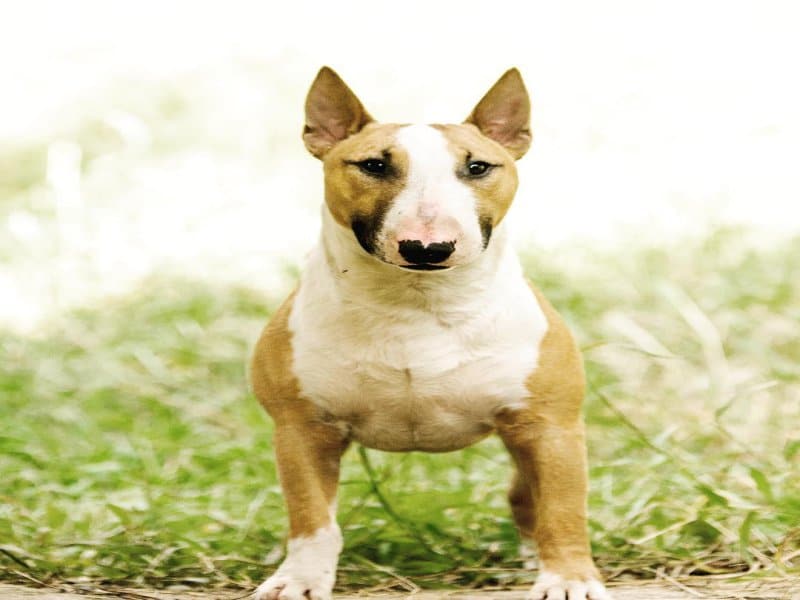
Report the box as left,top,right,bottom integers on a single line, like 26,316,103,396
465,68,532,159
303,67,374,159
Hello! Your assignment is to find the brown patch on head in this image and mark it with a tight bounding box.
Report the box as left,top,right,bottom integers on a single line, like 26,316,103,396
433,123,520,237
303,67,532,257
321,123,409,254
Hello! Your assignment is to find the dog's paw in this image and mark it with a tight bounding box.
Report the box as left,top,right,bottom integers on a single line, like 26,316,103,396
254,525,341,600
527,571,612,600
253,572,334,600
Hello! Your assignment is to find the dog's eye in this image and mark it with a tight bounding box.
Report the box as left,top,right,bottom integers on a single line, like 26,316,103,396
466,161,492,177
357,159,388,176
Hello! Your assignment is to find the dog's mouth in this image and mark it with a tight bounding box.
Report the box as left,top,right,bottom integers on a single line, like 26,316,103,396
399,263,450,271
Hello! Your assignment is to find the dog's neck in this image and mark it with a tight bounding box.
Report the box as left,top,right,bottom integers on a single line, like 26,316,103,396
315,205,518,315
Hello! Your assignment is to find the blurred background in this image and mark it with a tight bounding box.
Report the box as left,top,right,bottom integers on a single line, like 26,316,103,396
1,0,798,592
3,0,799,330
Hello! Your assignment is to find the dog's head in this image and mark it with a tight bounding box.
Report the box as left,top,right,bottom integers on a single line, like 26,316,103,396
304,67,531,271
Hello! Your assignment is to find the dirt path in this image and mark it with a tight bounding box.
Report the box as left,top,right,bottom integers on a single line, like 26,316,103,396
1,580,797,600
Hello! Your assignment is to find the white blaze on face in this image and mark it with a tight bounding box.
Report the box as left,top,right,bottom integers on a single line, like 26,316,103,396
377,124,484,268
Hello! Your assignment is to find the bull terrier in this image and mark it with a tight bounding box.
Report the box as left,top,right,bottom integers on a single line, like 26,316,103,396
250,67,610,600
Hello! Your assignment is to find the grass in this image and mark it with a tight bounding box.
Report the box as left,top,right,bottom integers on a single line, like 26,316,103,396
1,228,798,591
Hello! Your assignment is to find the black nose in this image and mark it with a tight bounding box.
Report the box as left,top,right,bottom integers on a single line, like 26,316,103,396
398,240,455,264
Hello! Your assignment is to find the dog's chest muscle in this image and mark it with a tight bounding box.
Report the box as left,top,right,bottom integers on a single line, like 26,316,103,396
288,260,547,452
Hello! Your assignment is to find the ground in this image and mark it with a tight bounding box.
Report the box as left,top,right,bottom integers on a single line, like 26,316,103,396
2,579,799,600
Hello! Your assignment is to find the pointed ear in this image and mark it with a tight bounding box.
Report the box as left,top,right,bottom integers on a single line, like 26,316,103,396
303,67,374,159
465,68,531,159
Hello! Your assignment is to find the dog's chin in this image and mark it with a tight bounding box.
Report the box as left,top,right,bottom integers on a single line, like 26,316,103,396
399,263,451,271
378,258,453,271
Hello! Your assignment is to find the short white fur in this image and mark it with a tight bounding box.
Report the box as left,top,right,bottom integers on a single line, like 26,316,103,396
376,124,485,267
287,125,548,453
254,520,342,600
528,570,612,600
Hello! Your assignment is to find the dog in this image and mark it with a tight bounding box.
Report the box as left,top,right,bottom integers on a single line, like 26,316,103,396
250,67,610,600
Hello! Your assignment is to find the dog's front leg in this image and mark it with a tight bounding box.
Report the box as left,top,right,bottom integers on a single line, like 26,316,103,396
497,412,611,600
254,418,349,600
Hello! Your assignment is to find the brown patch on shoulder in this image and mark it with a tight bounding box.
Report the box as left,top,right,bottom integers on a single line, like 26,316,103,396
250,290,301,419
250,291,350,537
495,283,585,432
251,290,339,425
432,123,520,232
525,283,585,424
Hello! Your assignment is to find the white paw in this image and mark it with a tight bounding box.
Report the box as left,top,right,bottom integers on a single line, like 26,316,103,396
527,571,612,600
254,525,341,600
253,571,334,600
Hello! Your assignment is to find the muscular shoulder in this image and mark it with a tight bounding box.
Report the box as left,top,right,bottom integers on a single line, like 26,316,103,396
525,282,586,421
250,290,299,417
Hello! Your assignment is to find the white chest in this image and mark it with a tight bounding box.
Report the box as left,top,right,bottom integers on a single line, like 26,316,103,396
287,244,548,452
